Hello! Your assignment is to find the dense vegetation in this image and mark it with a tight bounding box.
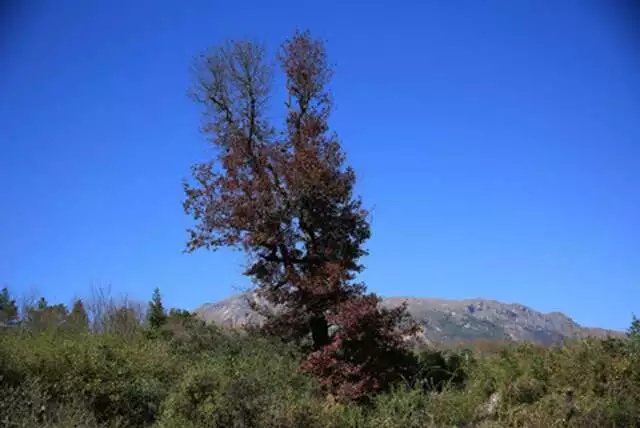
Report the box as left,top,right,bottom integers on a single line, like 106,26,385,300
1,287,639,427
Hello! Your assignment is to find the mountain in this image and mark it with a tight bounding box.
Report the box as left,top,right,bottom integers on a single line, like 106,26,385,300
194,293,621,346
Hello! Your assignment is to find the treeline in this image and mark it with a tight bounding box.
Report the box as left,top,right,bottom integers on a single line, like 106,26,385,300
0,285,190,338
0,286,143,336
1,285,640,427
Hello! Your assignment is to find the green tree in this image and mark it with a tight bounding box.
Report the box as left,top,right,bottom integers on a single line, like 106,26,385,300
628,315,640,338
147,288,167,329
0,287,18,324
628,314,640,352
168,308,193,322
67,299,89,332
26,298,68,332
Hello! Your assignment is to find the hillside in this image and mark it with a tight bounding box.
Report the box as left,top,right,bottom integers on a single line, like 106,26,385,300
195,293,621,346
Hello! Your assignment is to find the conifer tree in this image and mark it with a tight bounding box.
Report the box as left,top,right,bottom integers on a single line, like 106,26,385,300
628,314,640,353
0,287,18,324
147,288,167,329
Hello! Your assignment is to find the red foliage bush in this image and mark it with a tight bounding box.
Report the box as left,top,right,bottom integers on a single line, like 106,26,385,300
302,294,418,402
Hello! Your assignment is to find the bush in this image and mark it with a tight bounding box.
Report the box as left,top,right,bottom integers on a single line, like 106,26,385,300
414,348,471,392
0,379,99,428
0,331,178,426
1,309,640,427
157,336,323,428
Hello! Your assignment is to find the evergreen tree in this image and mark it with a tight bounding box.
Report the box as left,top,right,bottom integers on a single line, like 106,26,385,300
628,314,640,352
628,315,640,337
0,287,18,324
147,288,167,329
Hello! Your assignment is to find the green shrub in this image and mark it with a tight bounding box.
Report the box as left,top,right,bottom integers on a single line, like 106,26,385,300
157,339,322,428
366,387,430,427
414,347,471,392
0,379,99,428
1,315,639,427
0,331,178,427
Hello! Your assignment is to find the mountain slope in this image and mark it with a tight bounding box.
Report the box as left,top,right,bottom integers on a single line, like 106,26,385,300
195,293,620,346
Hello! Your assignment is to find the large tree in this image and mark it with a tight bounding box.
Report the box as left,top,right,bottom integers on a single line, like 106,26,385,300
184,31,415,399
185,32,368,348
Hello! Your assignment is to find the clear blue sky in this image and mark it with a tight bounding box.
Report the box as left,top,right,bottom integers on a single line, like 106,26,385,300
1,1,638,330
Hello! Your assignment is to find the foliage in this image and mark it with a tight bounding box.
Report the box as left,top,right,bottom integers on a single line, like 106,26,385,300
24,298,69,332
0,287,19,325
1,305,639,427
627,314,640,354
413,347,470,392
302,295,418,402
147,288,167,330
184,30,372,348
156,340,319,428
67,299,89,332
85,285,146,336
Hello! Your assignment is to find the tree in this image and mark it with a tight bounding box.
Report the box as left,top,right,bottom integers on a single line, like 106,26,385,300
628,314,640,352
147,288,167,329
25,298,68,332
167,308,194,324
301,295,417,401
0,287,18,324
67,298,89,332
184,31,416,400
185,31,370,349
628,315,640,339
108,305,142,339
37,297,47,310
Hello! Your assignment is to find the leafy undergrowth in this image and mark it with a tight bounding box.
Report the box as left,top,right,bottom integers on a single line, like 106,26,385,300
1,319,639,427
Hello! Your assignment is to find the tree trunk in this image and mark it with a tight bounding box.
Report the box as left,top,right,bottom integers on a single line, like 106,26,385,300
310,315,329,350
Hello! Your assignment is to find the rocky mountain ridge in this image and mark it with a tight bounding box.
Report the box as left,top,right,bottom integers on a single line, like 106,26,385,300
195,293,621,346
